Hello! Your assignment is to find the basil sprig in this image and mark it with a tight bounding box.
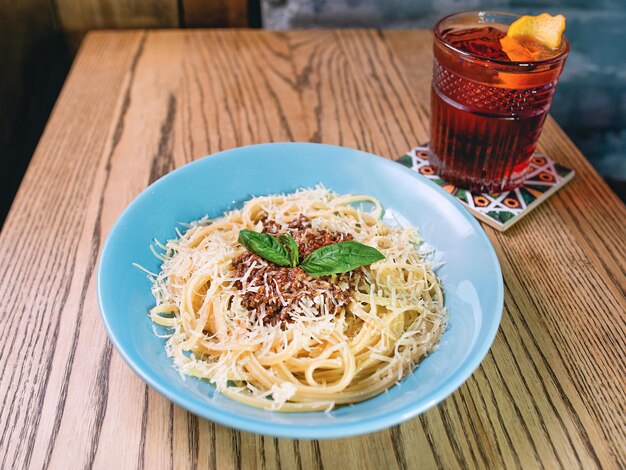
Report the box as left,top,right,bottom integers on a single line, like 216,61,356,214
238,229,291,267
300,241,385,276
279,233,299,267
238,229,384,276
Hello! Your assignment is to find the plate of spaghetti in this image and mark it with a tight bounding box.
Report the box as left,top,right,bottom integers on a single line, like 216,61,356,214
98,142,503,438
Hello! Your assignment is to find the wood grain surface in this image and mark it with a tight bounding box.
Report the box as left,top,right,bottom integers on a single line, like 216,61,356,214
53,0,249,45
55,0,179,31
182,0,248,27
1,29,625,470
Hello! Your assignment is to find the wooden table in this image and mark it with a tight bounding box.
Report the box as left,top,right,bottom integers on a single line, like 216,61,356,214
1,29,624,470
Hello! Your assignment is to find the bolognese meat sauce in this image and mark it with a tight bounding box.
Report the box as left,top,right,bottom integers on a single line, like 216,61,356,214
232,215,354,325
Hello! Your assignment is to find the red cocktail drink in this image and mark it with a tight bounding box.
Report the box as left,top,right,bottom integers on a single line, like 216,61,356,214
429,12,569,193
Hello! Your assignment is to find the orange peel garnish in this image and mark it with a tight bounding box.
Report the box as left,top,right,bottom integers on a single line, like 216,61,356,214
499,35,535,62
506,13,566,50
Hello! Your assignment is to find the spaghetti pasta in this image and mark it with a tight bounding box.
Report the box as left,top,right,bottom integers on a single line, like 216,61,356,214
146,187,446,411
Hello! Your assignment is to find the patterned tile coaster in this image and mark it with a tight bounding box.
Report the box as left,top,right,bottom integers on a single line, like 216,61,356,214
397,146,575,232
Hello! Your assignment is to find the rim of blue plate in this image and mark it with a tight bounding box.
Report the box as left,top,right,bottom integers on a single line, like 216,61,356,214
97,142,504,439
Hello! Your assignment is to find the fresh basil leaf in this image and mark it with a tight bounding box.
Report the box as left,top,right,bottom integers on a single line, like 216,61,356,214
238,229,291,267
279,233,299,267
300,241,384,276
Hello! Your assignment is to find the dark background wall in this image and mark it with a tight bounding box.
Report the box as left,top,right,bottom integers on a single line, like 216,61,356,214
1,1,71,225
1,0,623,226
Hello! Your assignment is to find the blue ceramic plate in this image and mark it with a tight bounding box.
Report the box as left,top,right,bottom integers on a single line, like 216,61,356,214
98,143,503,439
